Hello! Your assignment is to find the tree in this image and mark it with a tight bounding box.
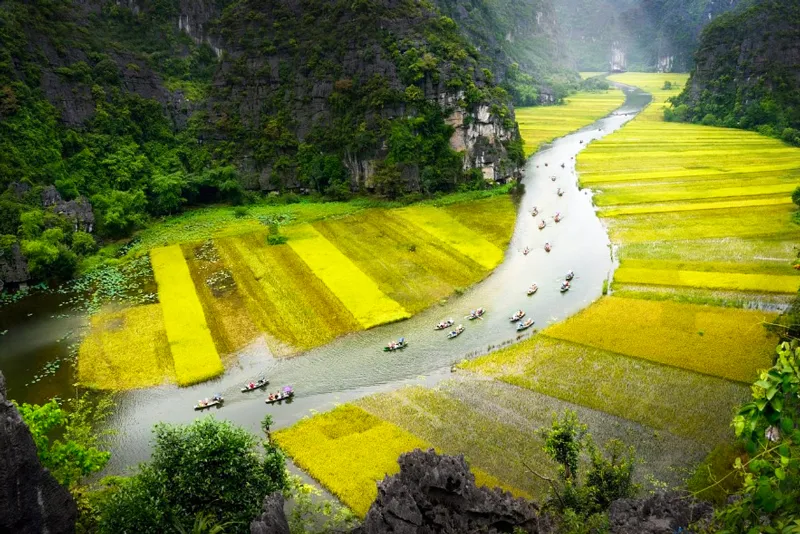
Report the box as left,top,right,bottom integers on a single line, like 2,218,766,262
541,410,588,481
16,394,113,489
97,417,289,534
792,185,800,208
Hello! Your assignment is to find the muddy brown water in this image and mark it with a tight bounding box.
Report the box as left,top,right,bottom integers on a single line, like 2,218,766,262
0,86,652,473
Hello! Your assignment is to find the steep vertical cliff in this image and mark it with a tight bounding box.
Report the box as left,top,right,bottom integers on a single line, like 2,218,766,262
0,372,78,534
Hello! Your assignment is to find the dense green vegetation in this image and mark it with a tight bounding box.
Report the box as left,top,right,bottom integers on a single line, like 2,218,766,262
669,0,800,146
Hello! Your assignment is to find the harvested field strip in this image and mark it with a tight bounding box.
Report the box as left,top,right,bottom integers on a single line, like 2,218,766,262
442,196,516,247
605,204,799,243
78,304,174,390
618,258,798,277
516,90,625,155
314,213,479,314
285,224,410,328
150,245,223,386
544,296,776,383
184,241,261,357
357,379,707,496
273,404,527,516
614,267,800,294
599,196,792,217
460,336,749,446
215,234,361,353
393,206,504,270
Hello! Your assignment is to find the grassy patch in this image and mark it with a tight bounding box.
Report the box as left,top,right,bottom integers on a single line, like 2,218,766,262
579,72,607,79
543,296,776,383
516,90,625,155
460,335,749,446
393,205,504,270
150,245,223,386
442,195,516,248
614,267,799,294
78,304,174,390
285,224,410,328
599,196,793,217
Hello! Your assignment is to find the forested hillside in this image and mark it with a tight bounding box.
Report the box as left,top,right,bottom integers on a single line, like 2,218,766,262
555,0,742,71
670,0,800,144
0,0,566,285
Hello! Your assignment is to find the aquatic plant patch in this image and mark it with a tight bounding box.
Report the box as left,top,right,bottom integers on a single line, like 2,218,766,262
78,304,174,390
516,90,625,155
393,205,504,270
460,335,749,446
150,245,223,386
215,234,361,353
285,224,411,328
614,267,799,294
543,296,776,383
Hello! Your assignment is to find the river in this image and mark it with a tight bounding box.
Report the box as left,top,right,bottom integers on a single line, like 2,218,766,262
0,84,652,474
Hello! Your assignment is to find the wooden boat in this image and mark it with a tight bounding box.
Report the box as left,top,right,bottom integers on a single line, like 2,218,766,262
561,163,565,168
447,325,465,339
554,213,562,223
435,319,454,330
565,271,574,281
241,379,269,392
523,247,531,256
527,284,538,296
531,207,539,217
560,281,571,293
384,338,408,351
544,243,552,252
510,310,526,322
550,176,557,181
194,396,223,411
467,308,486,320
265,390,294,404
538,220,546,230
517,318,534,331
557,188,564,197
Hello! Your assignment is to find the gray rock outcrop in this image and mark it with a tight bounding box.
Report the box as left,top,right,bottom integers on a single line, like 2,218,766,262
250,492,291,534
0,241,29,292
356,448,545,534
608,491,713,534
0,372,78,534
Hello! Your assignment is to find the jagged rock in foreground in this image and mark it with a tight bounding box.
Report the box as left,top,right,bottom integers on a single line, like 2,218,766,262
608,491,713,534
0,372,77,534
355,448,546,534
250,492,291,534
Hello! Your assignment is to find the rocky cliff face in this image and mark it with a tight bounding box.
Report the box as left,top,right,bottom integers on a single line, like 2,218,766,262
0,372,78,534
672,0,800,135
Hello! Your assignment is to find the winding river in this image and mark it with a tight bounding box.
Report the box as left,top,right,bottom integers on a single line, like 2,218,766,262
0,84,652,474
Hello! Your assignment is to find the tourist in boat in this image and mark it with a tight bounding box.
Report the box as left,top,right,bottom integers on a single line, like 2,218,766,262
566,270,574,280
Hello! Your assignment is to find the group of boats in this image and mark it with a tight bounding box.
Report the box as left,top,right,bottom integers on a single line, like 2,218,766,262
193,380,295,410
509,310,534,331
435,318,465,339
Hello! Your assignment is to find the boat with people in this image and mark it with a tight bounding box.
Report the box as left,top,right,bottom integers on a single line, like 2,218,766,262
447,325,465,339
554,212,562,223
560,280,571,293
467,308,486,320
544,242,552,252
517,318,534,331
265,386,294,404
194,394,223,411
538,220,546,230
384,338,408,351
435,318,455,330
565,270,574,281
510,310,525,322
241,377,269,392
523,246,531,256
550,175,557,181
527,284,538,296
557,188,564,197
531,206,539,217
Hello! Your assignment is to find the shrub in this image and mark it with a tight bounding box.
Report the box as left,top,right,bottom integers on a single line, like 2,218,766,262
792,185,800,208
71,231,97,255
701,113,719,126
233,205,249,218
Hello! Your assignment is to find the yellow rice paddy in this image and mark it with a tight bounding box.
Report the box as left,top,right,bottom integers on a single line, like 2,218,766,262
614,267,800,294
150,245,224,386
516,90,625,155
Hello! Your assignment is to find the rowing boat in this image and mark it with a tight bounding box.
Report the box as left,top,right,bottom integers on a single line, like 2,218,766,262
194,396,223,410
384,339,408,351
435,319,454,330
517,318,534,331
447,325,465,339
241,379,269,392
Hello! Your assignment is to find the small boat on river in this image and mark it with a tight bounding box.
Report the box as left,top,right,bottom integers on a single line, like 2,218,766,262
560,280,571,293
527,284,538,296
554,212,562,223
531,206,539,217
517,318,534,331
447,325,465,339
241,378,269,392
544,242,552,253
467,308,486,320
194,394,223,411
523,247,531,256
557,188,564,197
266,387,294,404
510,310,525,322
384,338,408,351
565,270,575,281
435,318,454,330
550,175,557,182
538,220,546,230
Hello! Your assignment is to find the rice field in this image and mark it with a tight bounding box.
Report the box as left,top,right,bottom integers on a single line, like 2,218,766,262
613,267,800,294
516,90,625,155
460,335,749,446
78,304,174,390
150,245,224,386
273,404,527,516
543,296,776,383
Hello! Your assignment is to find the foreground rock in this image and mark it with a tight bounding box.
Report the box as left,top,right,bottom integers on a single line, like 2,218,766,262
608,491,713,534
0,372,78,534
356,448,545,534
250,493,290,534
